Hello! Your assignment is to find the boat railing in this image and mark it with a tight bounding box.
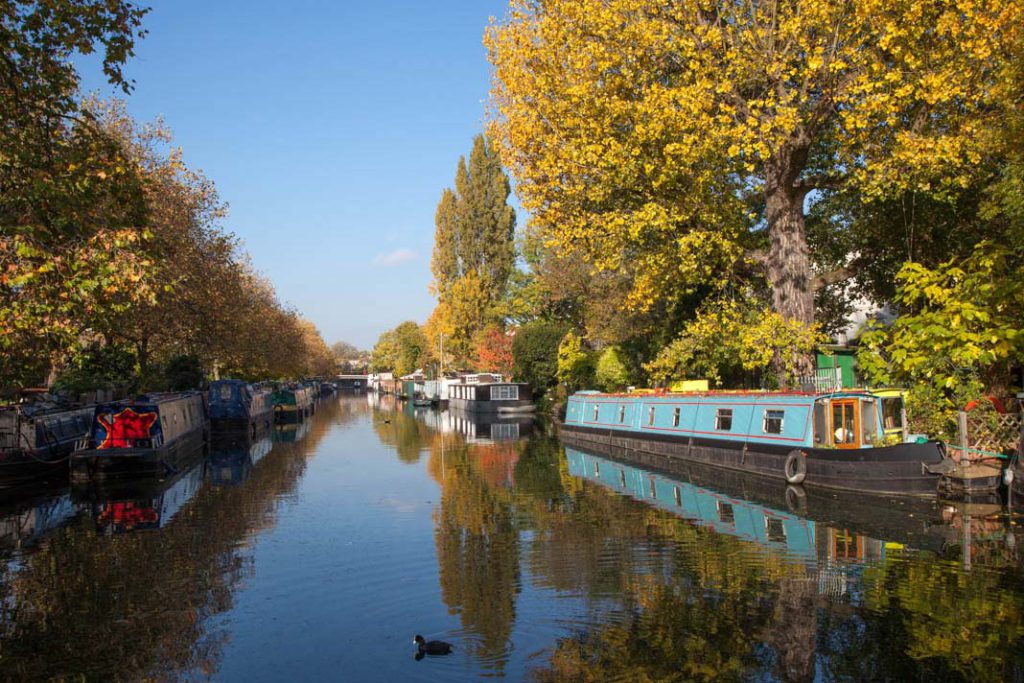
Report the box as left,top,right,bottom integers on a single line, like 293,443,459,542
799,367,843,393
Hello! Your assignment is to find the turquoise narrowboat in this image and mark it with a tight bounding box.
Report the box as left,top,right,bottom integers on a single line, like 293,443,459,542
561,389,947,496
70,392,208,482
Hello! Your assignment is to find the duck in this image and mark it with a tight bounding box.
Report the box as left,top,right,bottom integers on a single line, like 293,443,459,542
414,634,453,656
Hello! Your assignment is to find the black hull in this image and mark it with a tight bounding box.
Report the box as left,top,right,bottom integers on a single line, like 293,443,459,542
0,440,80,487
448,398,535,415
70,429,206,482
210,412,273,438
560,423,946,497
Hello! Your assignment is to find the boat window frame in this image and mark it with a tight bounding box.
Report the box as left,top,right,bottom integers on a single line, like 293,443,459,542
618,405,626,423
715,408,733,431
830,399,861,449
592,405,599,421
763,409,784,435
647,406,655,426
672,407,681,427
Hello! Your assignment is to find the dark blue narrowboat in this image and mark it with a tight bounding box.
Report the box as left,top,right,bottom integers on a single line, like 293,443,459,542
208,379,274,436
561,389,947,496
0,403,94,483
70,392,208,482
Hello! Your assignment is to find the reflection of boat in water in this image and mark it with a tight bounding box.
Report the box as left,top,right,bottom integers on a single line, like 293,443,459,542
273,418,312,444
427,408,534,444
564,438,952,561
208,436,273,486
0,490,75,552
72,457,207,534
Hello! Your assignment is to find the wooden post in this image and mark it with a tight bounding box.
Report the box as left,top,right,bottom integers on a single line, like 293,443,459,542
958,410,969,464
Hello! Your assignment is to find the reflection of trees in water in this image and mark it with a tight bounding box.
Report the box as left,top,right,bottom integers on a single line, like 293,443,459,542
371,398,431,464
430,433,521,673
0,402,342,681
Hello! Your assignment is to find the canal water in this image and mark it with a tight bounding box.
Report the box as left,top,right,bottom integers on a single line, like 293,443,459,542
1,394,1022,681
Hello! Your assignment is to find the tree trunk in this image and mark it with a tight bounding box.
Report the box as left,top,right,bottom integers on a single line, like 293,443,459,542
765,142,816,382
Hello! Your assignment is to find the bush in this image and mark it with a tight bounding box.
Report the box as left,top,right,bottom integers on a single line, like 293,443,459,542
512,320,568,392
595,346,631,392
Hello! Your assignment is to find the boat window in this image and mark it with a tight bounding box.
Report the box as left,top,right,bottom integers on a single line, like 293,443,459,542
881,396,903,432
763,410,784,434
491,385,519,401
717,502,735,524
672,407,680,427
619,469,626,488
618,405,625,423
649,476,657,498
218,384,233,401
592,405,599,421
813,402,827,444
673,486,681,506
861,400,877,444
715,409,733,431
647,406,655,426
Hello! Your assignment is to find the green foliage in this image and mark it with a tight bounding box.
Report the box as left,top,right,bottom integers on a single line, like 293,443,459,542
53,344,139,395
370,321,431,376
857,242,1023,439
556,331,595,392
594,346,631,393
511,320,567,392
162,355,204,391
646,300,828,389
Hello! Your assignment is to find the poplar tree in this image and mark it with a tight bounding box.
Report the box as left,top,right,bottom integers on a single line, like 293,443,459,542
430,134,516,307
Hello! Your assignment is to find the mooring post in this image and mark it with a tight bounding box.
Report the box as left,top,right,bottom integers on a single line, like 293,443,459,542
958,410,969,464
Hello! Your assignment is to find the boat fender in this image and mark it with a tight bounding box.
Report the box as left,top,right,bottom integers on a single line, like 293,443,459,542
1005,467,1015,487
784,450,807,485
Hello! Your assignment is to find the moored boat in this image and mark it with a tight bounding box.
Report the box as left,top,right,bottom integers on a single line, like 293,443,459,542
272,386,314,424
70,392,208,482
0,403,94,484
561,389,947,496
448,381,535,415
208,379,273,436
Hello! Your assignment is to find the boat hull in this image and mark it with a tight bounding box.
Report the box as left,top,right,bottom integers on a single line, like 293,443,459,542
448,398,535,415
560,422,945,497
70,429,206,482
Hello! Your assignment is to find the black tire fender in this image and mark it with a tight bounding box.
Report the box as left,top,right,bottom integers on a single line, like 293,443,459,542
784,450,808,485
785,484,807,514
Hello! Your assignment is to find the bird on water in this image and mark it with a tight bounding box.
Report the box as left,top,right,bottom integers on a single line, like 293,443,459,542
414,635,453,657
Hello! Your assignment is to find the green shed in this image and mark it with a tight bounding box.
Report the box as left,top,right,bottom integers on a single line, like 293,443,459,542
816,346,857,389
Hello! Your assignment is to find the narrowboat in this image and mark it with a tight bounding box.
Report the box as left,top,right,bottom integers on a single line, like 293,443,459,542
447,382,535,415
208,379,274,436
0,403,94,483
561,389,947,496
272,386,314,424
69,392,208,482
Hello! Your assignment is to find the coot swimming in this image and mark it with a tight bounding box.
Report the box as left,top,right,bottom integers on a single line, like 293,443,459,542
414,635,453,656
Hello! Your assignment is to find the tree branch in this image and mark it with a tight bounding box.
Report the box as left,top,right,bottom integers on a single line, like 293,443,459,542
811,264,857,291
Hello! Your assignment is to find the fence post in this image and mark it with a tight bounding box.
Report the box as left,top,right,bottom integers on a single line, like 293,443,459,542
958,410,969,463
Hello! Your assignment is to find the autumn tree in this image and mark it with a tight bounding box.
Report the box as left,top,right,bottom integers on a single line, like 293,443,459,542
487,0,1022,373
474,325,514,377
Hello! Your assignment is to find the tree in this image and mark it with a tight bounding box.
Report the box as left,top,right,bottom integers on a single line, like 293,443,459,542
371,321,431,376
511,320,567,392
595,347,631,393
487,0,1022,373
857,243,1023,439
474,325,514,377
556,331,595,392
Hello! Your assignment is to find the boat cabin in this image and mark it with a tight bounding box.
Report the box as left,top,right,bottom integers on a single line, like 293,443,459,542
567,389,907,450
88,392,207,451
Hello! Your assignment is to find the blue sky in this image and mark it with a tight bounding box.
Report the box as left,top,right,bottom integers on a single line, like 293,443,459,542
78,0,515,349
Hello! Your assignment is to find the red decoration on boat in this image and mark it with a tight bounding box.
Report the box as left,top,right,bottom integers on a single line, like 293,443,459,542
97,408,159,449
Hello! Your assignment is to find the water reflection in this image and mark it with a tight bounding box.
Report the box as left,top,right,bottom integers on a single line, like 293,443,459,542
0,397,1021,681
0,398,343,681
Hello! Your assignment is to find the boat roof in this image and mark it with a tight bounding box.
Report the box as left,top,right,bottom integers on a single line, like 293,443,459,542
572,388,879,400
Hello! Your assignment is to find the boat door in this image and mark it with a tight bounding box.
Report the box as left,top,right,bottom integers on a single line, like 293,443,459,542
831,399,861,448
